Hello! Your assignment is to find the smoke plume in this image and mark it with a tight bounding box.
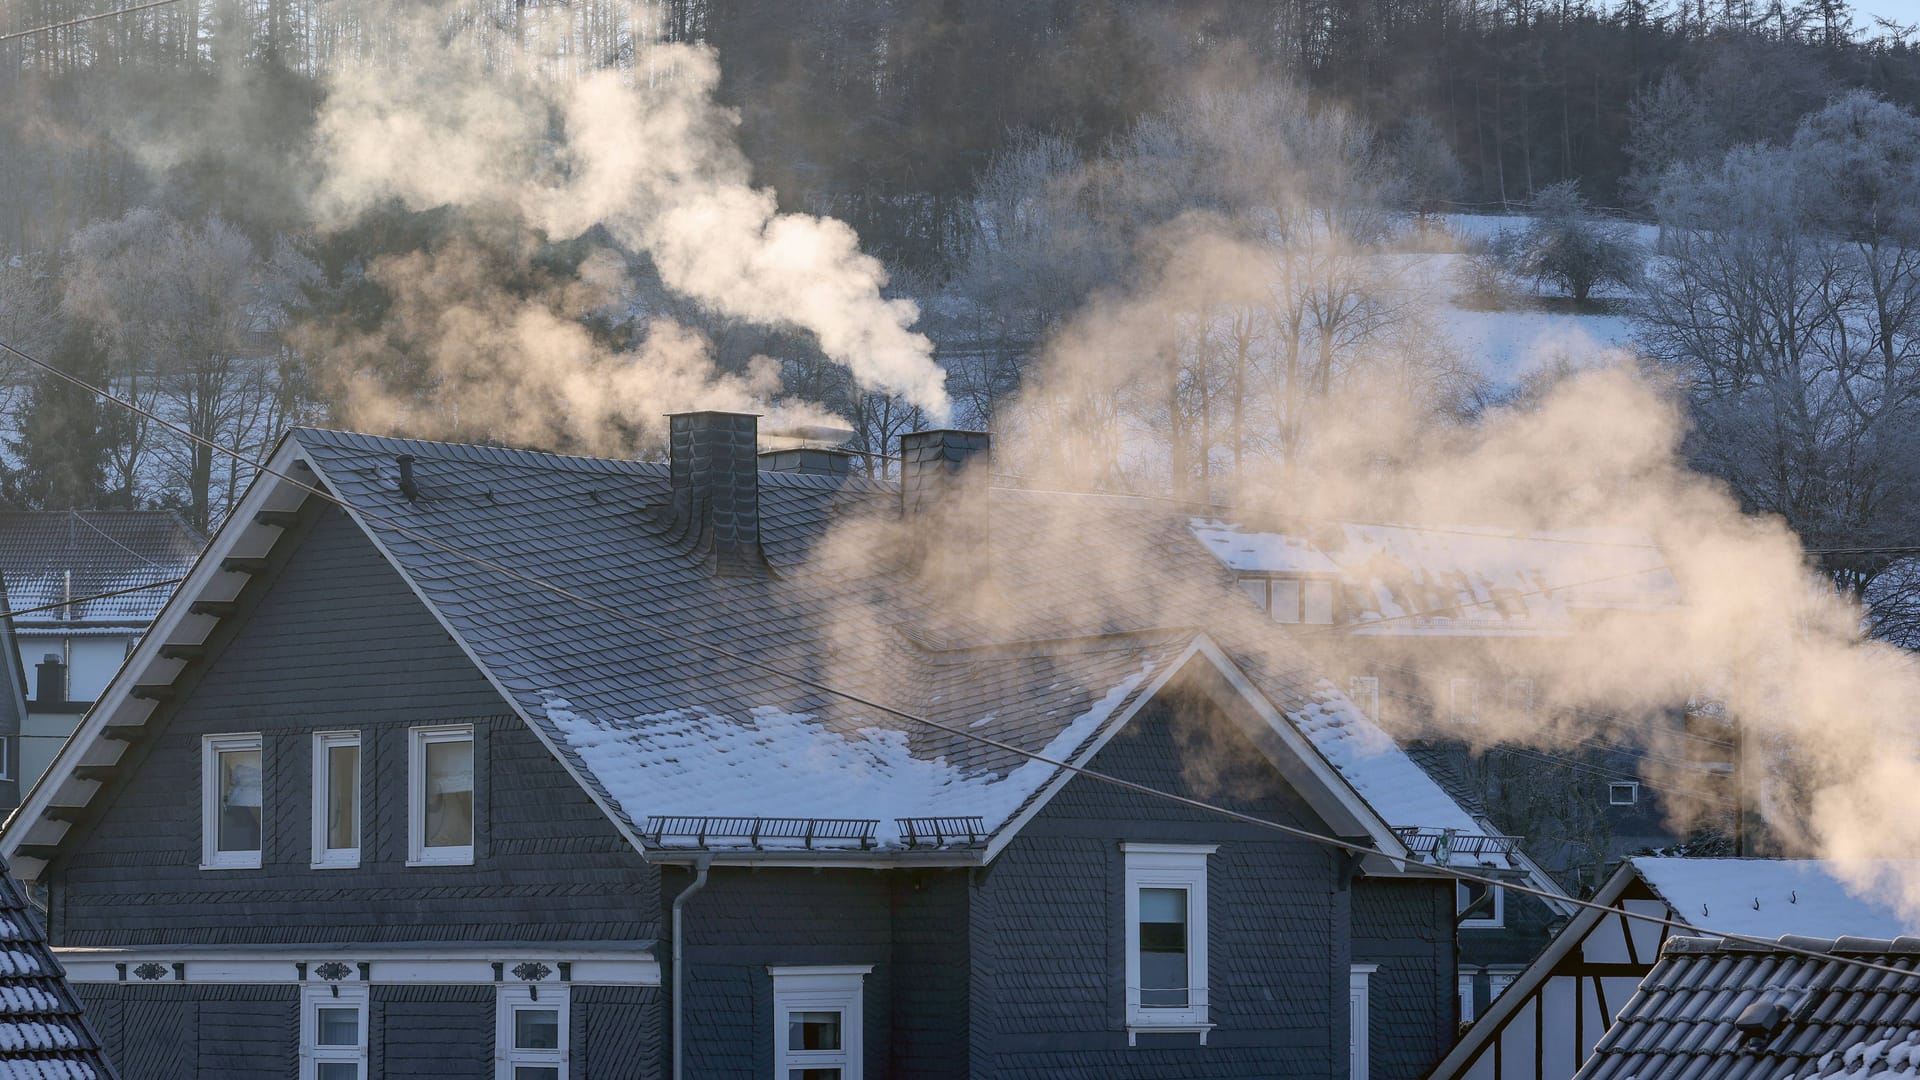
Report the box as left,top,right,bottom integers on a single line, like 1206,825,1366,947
300,3,947,447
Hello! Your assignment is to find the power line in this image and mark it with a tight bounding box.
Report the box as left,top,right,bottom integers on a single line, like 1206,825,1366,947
0,577,185,622
0,0,183,44
4,335,1917,982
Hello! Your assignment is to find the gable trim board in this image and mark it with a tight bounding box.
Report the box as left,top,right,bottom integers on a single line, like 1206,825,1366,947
57,943,660,987
3,431,1459,881
3,439,316,880
1428,863,1670,1080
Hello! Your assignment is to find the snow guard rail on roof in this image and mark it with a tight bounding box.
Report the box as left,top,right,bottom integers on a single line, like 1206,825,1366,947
1394,827,1521,862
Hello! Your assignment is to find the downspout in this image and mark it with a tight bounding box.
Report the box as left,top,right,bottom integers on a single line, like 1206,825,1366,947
671,855,712,1080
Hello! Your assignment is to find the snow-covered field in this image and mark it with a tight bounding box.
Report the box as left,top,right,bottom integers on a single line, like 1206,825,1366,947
1411,214,1657,388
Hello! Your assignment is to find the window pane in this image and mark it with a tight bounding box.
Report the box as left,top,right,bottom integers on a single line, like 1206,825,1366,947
1139,887,1188,1006
317,1062,359,1080
315,1007,359,1046
423,737,474,848
514,1007,560,1050
514,1069,560,1080
326,743,359,851
788,1072,842,1080
788,1010,841,1051
217,748,262,853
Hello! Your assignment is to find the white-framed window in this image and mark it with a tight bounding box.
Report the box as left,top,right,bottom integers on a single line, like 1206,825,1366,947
1270,579,1302,625
1448,677,1479,725
312,732,361,869
202,733,263,870
1489,972,1517,1000
1351,964,1377,1080
0,734,13,781
1458,972,1476,1022
1609,781,1640,806
496,984,568,1080
1302,579,1335,624
300,982,368,1080
769,965,869,1080
1348,676,1380,722
1457,880,1504,928
1263,578,1336,625
1122,842,1215,1042
1504,678,1534,719
1238,578,1268,610
408,724,474,866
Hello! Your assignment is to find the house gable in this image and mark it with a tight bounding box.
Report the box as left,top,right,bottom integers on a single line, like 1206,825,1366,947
971,677,1453,1079
44,500,657,947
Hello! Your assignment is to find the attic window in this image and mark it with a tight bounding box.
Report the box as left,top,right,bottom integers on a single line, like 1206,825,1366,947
202,733,263,871
1122,843,1215,1043
1457,880,1503,928
1267,578,1336,625
408,725,475,866
312,732,361,870
1609,782,1640,806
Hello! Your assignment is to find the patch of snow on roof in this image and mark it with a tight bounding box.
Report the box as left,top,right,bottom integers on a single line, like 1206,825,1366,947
1631,857,1920,940
542,662,1156,849
1189,519,1340,575
1291,686,1504,865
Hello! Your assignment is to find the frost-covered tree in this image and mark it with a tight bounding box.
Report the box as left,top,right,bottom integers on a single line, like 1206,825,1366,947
1641,92,1920,646
1498,181,1645,305
64,209,312,528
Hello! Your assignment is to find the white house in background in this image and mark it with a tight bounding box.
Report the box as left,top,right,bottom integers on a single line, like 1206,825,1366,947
0,511,203,794
1428,857,1920,1080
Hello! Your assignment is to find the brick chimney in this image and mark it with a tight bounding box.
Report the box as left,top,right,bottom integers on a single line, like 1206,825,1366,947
899,430,992,585
667,411,763,577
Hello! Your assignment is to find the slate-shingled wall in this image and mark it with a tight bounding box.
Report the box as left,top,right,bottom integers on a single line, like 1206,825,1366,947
49,506,660,946
969,693,1377,1079
1353,877,1458,1080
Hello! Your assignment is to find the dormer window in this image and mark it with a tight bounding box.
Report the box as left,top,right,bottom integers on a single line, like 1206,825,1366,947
1248,577,1337,625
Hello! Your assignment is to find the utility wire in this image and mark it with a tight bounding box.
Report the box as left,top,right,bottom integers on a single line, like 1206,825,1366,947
4,334,1916,982
0,578,186,622
0,0,182,43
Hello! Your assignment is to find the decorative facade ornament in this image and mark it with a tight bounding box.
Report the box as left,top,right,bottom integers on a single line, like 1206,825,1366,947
314,962,353,982
133,962,167,981
511,961,553,982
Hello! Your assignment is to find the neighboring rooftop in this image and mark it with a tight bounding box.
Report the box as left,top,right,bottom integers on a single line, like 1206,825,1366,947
1190,518,1681,634
0,870,114,1078
1580,933,1920,1080
1630,858,1920,942
0,512,203,629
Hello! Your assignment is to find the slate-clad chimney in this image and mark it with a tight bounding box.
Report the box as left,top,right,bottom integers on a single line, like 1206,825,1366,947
899,429,992,585
34,654,65,706
668,411,763,576
900,430,991,518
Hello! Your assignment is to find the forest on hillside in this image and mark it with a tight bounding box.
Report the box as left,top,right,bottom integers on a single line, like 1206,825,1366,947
2,0,1919,647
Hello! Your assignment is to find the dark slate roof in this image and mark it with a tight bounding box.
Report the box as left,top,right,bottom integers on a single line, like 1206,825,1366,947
288,428,1497,855
0,871,115,1078
1579,934,1920,1080
0,512,203,629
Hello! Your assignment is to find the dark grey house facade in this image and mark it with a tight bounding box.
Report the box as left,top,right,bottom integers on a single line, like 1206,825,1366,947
3,416,1497,1079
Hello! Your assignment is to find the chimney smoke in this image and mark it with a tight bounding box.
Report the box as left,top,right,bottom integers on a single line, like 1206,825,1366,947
898,429,993,589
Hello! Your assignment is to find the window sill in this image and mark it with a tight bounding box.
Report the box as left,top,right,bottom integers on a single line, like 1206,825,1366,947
200,856,262,871
406,848,474,868
310,854,361,870
1126,1020,1215,1046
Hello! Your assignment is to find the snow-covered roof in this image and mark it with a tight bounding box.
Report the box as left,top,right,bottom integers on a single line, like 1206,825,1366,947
0,873,111,1078
9,428,1509,872
1190,517,1680,634
1630,857,1920,941
0,512,202,629
1189,519,1341,574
